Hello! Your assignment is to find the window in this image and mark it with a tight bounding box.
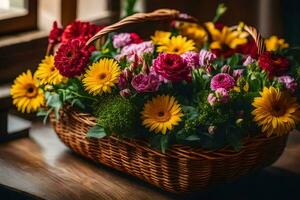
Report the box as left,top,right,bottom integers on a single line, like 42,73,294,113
0,0,37,35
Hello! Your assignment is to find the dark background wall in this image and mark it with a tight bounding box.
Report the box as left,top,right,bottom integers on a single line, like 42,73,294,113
145,0,300,47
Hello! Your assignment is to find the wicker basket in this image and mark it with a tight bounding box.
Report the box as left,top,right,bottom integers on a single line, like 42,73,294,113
50,9,287,193
51,108,287,193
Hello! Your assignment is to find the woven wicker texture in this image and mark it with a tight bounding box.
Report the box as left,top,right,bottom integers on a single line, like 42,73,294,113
51,108,287,193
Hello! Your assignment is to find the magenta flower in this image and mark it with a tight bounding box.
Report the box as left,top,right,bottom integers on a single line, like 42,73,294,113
118,73,127,90
118,68,133,90
181,51,199,69
210,73,235,91
152,53,190,82
131,73,161,93
199,49,216,66
277,75,297,93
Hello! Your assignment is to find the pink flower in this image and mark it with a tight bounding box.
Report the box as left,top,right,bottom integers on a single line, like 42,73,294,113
181,51,199,69
243,56,255,66
118,68,133,90
215,88,229,103
152,53,191,82
199,49,216,66
277,75,297,93
210,73,235,91
220,65,231,73
116,41,154,63
113,33,144,49
207,88,229,106
120,89,131,98
207,93,217,106
113,33,132,48
131,73,161,93
232,69,244,80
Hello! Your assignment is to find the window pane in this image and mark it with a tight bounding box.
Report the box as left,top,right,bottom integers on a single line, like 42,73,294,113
0,0,27,20
77,0,108,21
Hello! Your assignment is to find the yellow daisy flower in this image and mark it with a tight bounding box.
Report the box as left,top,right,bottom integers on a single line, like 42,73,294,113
205,22,248,49
252,87,300,137
35,55,65,85
178,22,208,47
265,36,289,52
151,31,171,45
11,70,44,113
157,35,195,55
141,95,183,134
83,58,121,95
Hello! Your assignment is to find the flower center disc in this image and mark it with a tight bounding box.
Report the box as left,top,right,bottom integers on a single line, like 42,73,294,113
272,104,286,117
99,73,107,80
156,110,171,122
25,84,38,98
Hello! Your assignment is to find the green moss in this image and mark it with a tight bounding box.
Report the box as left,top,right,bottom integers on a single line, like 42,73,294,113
94,95,139,137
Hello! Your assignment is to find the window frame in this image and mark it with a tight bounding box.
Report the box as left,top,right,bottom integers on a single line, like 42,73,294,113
0,0,37,35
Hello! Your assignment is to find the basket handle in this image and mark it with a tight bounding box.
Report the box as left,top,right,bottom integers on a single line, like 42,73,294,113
86,9,198,46
243,25,266,55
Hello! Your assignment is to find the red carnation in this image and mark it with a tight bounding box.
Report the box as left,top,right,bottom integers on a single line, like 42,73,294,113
130,33,143,44
48,21,63,45
258,51,290,78
54,39,91,77
152,53,191,82
61,21,103,43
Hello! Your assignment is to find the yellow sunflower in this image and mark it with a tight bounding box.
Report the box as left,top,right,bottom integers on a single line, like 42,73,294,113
178,22,208,47
265,36,289,52
141,95,183,134
252,87,300,137
83,58,121,95
205,22,248,49
151,31,171,45
35,55,65,85
157,35,195,55
11,70,44,113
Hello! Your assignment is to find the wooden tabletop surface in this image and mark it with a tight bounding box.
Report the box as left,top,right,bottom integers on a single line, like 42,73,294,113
1,122,300,200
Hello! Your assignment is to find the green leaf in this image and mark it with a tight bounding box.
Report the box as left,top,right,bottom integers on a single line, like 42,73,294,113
87,125,107,139
124,0,137,17
213,3,227,23
160,135,169,153
90,51,101,63
227,131,242,151
227,54,242,66
182,106,198,120
46,93,63,120
37,108,53,124
185,134,201,141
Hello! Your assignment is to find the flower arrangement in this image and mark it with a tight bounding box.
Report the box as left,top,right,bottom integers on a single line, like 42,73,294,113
11,5,300,153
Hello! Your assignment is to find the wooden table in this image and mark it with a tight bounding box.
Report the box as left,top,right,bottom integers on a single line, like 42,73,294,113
1,122,300,200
